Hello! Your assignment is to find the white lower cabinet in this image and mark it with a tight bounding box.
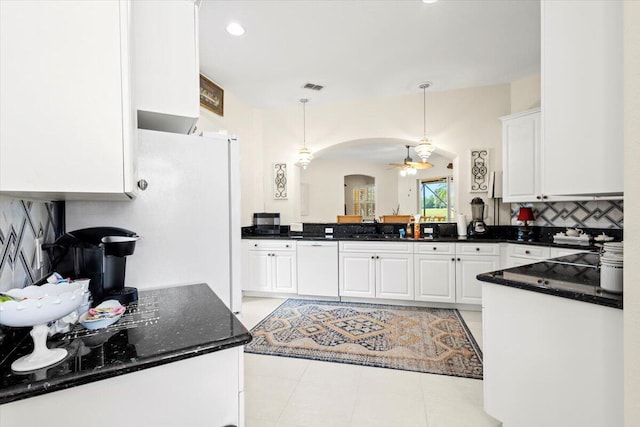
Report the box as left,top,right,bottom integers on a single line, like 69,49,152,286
414,243,456,303
455,255,499,305
242,240,297,294
339,242,413,300
416,243,500,305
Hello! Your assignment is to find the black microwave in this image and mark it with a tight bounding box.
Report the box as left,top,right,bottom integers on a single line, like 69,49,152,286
253,213,280,235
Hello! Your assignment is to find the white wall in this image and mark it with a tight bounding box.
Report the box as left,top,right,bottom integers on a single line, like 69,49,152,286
195,91,264,226
259,83,511,225
510,73,541,114
623,2,640,425
299,158,398,223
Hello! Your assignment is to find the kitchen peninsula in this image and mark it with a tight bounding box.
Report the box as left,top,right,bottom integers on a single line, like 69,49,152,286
477,254,623,427
0,284,252,427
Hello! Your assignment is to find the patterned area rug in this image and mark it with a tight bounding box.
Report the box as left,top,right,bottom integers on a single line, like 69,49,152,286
245,299,483,379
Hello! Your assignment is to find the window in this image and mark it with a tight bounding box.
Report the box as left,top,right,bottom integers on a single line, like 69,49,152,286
353,185,376,220
419,177,454,222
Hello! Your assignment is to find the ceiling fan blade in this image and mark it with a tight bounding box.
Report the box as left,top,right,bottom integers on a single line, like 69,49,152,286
406,161,433,169
388,163,405,168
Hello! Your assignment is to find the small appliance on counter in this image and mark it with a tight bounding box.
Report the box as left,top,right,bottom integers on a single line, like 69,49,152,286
42,227,140,305
253,212,281,235
468,197,488,237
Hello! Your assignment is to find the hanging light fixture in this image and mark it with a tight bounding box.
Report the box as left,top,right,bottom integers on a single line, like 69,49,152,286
415,82,434,162
298,98,312,169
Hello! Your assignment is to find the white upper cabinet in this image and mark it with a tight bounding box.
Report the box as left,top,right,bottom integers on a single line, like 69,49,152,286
133,0,200,134
0,0,136,200
541,0,623,197
501,109,541,203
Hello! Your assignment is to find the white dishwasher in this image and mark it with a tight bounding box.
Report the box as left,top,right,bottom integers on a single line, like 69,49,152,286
296,241,339,297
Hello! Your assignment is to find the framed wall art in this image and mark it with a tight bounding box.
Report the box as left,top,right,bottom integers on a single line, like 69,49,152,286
199,74,224,116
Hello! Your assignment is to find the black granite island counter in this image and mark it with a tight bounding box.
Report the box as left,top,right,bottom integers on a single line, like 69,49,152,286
0,283,252,427
476,252,622,309
477,254,623,427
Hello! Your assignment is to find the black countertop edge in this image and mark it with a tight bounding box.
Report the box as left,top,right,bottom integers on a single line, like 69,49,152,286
0,284,253,405
0,334,251,405
241,235,599,251
477,272,623,310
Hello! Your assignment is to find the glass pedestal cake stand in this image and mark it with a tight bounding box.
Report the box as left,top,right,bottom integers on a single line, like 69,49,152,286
0,282,83,371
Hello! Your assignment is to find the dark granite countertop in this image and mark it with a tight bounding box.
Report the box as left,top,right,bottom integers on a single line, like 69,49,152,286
477,253,623,309
0,283,252,404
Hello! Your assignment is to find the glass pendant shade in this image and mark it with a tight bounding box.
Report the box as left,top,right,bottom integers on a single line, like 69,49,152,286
399,169,407,177
298,147,312,170
415,138,434,162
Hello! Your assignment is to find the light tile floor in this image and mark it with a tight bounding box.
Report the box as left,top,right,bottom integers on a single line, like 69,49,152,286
242,297,501,427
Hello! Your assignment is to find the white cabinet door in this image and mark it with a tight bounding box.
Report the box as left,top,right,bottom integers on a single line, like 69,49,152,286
456,255,499,305
133,0,199,134
339,253,376,298
501,109,541,202
272,251,297,294
0,0,134,200
246,251,271,292
376,253,414,300
414,255,456,303
542,0,623,197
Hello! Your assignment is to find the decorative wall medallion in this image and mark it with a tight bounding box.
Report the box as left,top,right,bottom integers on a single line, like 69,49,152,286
470,149,489,192
273,163,288,199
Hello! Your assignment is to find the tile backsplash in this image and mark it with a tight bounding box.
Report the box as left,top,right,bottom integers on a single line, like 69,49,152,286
0,196,60,291
511,200,623,229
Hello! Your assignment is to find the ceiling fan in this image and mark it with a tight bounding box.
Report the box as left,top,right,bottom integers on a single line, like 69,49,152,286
388,145,433,176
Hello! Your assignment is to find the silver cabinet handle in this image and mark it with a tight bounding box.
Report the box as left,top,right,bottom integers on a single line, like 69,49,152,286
311,244,322,247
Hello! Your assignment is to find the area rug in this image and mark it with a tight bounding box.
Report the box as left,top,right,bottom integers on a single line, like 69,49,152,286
245,299,483,379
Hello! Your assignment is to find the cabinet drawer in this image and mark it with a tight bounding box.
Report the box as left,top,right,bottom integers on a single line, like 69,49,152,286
415,242,455,255
456,243,500,256
339,241,413,254
246,240,296,251
508,244,550,260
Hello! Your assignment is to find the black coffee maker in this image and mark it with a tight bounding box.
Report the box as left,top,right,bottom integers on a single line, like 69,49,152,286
42,227,140,305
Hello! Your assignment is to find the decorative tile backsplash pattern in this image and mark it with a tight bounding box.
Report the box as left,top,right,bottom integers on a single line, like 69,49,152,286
0,196,59,291
511,200,623,229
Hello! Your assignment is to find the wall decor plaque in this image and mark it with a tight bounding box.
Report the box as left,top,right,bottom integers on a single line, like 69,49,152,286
199,74,224,116
273,163,288,199
470,149,489,193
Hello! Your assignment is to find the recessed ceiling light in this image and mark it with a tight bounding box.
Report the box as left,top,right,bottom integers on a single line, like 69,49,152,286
226,22,245,36
422,0,439,3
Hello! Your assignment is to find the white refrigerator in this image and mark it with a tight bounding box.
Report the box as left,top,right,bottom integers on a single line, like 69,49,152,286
65,129,242,314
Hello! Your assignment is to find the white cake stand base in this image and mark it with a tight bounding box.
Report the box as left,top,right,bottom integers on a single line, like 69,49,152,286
11,324,67,372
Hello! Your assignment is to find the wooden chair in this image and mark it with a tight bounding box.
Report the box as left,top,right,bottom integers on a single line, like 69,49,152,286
380,215,413,223
337,215,363,223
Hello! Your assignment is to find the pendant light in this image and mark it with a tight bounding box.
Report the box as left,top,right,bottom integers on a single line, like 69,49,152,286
415,82,434,162
298,98,312,169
